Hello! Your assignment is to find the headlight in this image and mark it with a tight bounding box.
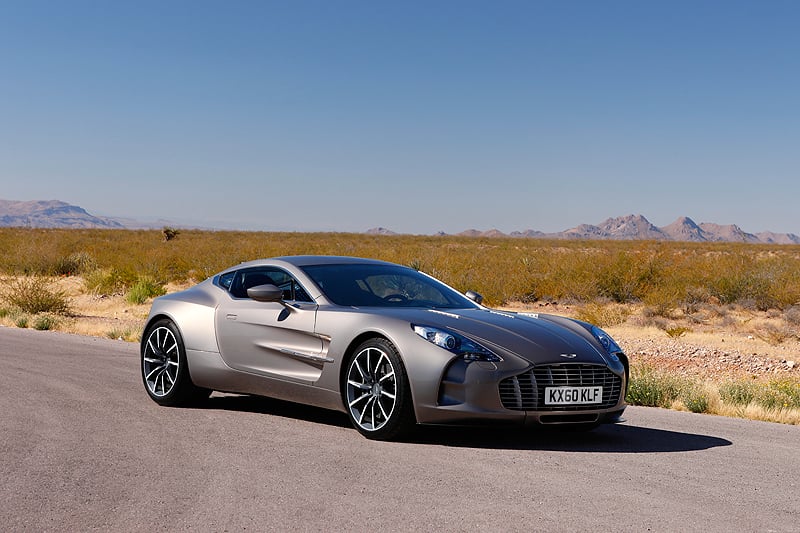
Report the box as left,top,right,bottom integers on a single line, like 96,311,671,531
412,325,501,362
591,325,622,360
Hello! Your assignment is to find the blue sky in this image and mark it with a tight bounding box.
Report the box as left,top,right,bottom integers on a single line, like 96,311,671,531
1,1,798,234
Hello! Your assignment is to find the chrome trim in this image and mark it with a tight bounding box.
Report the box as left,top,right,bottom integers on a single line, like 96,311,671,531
428,309,460,319
279,348,334,364
499,364,622,411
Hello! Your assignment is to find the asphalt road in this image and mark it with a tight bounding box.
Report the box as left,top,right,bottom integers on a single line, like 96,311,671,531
1,327,798,532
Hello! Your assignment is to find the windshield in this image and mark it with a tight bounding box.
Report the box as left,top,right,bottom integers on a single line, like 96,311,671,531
301,264,479,308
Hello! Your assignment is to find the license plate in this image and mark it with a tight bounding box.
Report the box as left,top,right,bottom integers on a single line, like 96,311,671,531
544,386,603,405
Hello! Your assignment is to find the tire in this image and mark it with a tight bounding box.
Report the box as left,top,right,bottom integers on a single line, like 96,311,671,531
141,319,210,406
344,338,416,440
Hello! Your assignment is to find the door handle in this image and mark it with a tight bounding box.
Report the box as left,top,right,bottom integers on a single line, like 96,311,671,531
226,314,237,321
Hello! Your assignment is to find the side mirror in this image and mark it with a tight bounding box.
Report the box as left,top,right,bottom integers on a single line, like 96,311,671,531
247,284,284,302
465,290,483,305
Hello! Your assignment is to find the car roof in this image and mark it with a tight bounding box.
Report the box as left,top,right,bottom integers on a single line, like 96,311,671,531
234,255,398,270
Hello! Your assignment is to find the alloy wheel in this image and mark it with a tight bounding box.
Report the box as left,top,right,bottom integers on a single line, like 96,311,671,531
346,346,398,432
142,326,180,397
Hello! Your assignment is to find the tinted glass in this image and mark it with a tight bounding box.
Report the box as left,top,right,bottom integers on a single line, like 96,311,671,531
301,264,477,308
217,271,235,290
228,267,312,302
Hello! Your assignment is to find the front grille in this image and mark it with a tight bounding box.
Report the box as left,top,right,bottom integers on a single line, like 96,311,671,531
499,364,622,411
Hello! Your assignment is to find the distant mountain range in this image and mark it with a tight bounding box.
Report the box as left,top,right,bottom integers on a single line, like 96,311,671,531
2,200,798,244
374,214,800,244
0,200,125,229
0,199,174,230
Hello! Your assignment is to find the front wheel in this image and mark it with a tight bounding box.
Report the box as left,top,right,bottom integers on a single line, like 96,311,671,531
141,319,210,406
344,338,416,440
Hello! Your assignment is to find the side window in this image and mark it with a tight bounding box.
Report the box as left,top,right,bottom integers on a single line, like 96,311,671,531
292,279,312,302
217,271,235,290
265,269,313,302
227,267,313,302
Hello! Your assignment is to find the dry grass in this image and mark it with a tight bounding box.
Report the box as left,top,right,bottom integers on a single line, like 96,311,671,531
1,275,72,315
574,302,631,327
713,403,800,425
2,228,800,308
0,275,150,339
628,364,800,424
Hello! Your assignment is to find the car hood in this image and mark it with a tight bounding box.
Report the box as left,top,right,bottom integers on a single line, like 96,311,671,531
369,307,610,366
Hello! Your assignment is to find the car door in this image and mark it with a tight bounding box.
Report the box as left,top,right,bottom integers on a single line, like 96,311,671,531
215,267,327,383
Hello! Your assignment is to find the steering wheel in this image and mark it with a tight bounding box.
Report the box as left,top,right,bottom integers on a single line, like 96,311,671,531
382,293,408,302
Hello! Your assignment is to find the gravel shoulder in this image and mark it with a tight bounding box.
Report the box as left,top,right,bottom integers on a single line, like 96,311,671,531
611,325,799,379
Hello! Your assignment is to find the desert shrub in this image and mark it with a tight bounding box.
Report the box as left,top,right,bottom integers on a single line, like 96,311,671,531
639,315,669,330
627,365,701,409
642,373,707,412
520,250,602,302
52,252,97,276
756,380,800,410
574,302,630,327
595,250,668,304
126,276,166,305
106,328,139,342
596,253,639,303
0,307,9,319
681,385,710,413
627,366,667,407
771,380,800,408
665,326,691,338
2,277,72,315
626,366,681,407
757,255,800,309
711,271,777,311
162,227,180,241
710,275,748,306
719,379,800,410
752,324,793,346
750,280,779,312
84,268,138,296
784,306,800,326
33,314,58,331
15,316,29,328
642,285,680,318
682,286,710,314
719,381,757,406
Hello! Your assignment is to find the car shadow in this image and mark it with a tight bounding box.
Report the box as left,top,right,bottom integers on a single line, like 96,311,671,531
204,393,352,429
203,394,732,453
407,423,732,453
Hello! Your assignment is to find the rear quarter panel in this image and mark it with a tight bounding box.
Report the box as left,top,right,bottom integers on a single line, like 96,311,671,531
144,280,220,354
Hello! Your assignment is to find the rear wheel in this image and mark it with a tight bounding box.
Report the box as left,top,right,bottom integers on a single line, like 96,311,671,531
344,338,415,440
141,319,210,406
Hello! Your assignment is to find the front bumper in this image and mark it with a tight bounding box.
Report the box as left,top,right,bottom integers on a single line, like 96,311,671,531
413,358,628,427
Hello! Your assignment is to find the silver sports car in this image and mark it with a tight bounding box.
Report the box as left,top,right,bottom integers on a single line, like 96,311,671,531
141,256,628,440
